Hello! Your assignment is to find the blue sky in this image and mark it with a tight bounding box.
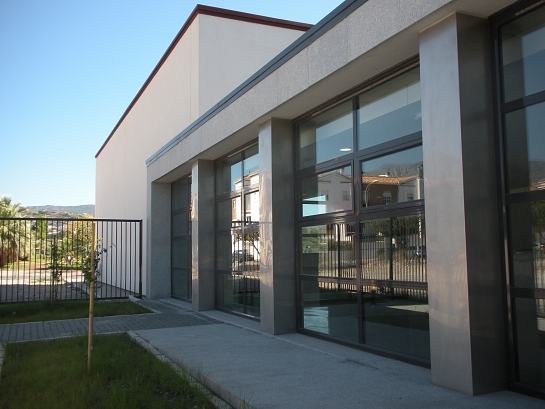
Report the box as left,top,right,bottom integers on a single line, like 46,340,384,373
0,0,342,207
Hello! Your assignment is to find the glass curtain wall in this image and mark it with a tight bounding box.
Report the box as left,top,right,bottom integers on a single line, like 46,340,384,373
171,176,192,301
296,64,429,362
215,144,260,317
496,1,545,394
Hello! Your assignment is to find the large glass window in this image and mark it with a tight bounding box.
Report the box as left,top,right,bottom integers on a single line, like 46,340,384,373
295,63,427,362
215,144,260,318
504,101,545,193
496,2,545,395
358,68,421,150
360,216,429,360
501,5,545,103
297,101,353,169
216,152,242,195
301,166,352,217
362,147,424,207
171,176,192,301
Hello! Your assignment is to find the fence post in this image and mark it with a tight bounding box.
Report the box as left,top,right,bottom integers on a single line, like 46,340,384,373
87,222,96,373
139,220,142,298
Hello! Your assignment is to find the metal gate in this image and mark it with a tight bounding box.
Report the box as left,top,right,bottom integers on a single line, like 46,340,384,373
0,218,142,303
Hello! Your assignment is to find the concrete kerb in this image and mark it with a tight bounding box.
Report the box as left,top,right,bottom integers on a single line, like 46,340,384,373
128,331,238,409
0,298,233,409
0,331,232,409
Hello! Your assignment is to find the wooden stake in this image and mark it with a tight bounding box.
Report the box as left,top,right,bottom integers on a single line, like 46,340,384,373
87,223,96,374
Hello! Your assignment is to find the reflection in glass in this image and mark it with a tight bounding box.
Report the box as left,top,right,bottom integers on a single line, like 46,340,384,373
508,201,545,289
301,166,352,217
362,147,424,207
243,145,259,189
360,216,428,359
172,211,188,237
172,177,190,211
171,270,191,301
215,273,245,315
504,102,545,193
362,289,429,359
297,101,353,169
301,223,356,279
231,215,260,276
172,239,191,269
244,274,260,317
245,192,260,223
216,153,242,195
214,144,261,316
300,281,358,343
216,234,233,271
360,216,427,282
217,198,241,230
171,175,191,301
501,6,545,103
358,68,421,150
513,297,545,389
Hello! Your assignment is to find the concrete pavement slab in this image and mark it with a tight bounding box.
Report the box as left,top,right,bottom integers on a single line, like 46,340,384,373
133,317,544,409
0,298,542,408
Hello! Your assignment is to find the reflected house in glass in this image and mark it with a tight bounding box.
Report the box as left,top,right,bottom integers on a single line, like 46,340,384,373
362,173,424,207
95,0,545,401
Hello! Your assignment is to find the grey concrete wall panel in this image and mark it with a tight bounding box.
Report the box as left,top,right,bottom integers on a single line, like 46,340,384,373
276,49,310,106
308,19,349,86
420,13,505,395
191,160,216,311
147,181,171,299
259,118,296,335
149,128,203,184
147,1,518,186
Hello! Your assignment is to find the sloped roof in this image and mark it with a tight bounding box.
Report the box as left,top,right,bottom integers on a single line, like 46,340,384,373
95,4,311,158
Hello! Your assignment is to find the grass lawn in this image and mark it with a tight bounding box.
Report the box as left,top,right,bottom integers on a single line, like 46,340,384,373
0,333,215,409
0,300,151,325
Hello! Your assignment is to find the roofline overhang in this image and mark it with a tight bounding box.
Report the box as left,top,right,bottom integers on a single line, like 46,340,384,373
144,0,366,166
95,4,312,158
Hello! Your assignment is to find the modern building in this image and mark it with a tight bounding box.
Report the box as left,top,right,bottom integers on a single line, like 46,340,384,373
95,0,545,399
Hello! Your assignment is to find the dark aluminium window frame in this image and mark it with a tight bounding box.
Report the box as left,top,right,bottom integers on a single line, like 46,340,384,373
293,56,429,366
491,0,545,399
214,140,261,320
171,174,192,302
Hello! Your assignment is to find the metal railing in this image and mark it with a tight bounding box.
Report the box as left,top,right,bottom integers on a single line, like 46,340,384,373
0,218,142,303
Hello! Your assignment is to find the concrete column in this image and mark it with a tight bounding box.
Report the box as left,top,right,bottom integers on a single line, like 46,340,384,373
420,14,505,395
191,160,215,311
259,118,296,335
147,181,171,299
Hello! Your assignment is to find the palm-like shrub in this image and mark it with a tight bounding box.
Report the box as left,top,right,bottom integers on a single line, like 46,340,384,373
0,197,28,267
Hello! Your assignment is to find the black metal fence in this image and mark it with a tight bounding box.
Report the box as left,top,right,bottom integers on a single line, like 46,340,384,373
0,218,142,303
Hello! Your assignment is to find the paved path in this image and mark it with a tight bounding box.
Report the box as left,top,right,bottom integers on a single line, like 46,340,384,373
0,298,544,409
0,299,218,342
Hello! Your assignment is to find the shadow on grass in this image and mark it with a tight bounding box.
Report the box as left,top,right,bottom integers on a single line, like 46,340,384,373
0,300,151,325
0,333,216,409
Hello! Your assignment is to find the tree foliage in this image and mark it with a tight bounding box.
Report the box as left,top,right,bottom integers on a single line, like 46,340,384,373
0,196,29,267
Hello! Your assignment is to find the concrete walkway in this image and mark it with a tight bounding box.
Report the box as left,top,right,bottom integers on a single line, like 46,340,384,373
0,298,543,409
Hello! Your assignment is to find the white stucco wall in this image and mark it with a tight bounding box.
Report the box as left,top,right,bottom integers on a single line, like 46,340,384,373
198,14,305,115
95,12,308,296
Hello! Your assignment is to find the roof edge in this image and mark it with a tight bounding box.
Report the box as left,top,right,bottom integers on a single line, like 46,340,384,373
95,4,312,158
145,0,366,167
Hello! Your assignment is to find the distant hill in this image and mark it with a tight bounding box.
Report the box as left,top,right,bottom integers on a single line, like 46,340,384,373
27,205,95,216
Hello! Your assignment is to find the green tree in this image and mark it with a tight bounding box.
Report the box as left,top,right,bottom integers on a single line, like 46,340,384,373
0,196,26,218
0,197,29,267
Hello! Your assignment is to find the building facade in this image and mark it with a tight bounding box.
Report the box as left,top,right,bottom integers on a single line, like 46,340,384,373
96,0,545,399
94,6,311,296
